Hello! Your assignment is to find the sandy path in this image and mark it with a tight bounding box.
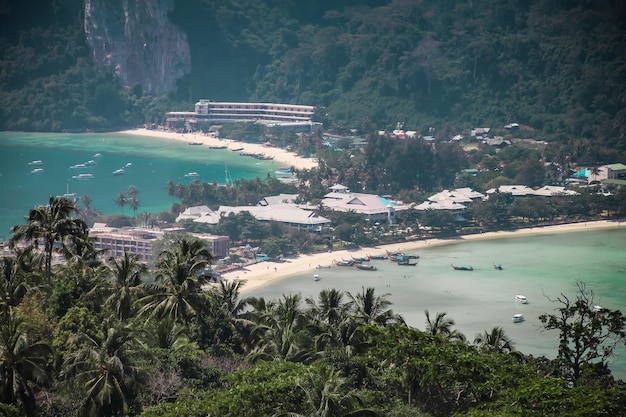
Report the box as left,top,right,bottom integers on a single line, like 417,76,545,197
225,220,623,294
118,128,318,170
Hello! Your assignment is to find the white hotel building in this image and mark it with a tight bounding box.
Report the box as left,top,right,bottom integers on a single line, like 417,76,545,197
166,99,319,130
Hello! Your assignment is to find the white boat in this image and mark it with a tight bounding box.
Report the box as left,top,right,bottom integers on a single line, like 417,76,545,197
112,169,125,176
512,314,525,323
314,274,321,281
72,173,94,180
93,153,103,158
125,162,133,168
30,168,44,174
69,164,87,170
184,172,199,178
593,305,605,313
515,294,528,304
84,160,97,166
57,192,79,202
28,160,43,166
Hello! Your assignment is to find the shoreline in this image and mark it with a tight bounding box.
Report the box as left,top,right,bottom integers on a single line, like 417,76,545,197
117,128,319,171
226,220,623,295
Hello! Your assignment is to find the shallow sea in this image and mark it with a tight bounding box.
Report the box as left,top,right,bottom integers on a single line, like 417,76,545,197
1,131,625,379
0,131,278,237
251,228,626,380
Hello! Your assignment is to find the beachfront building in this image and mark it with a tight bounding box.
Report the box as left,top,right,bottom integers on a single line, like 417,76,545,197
177,202,331,235
90,223,230,261
321,184,410,224
166,99,320,131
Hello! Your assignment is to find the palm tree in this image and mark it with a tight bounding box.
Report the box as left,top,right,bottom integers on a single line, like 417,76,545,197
142,316,196,351
104,252,147,321
306,289,349,327
275,366,379,417
10,196,88,285
0,308,52,417
137,238,213,322
247,294,310,363
63,319,145,417
424,310,466,341
474,326,515,354
128,196,140,219
346,287,404,327
114,192,126,215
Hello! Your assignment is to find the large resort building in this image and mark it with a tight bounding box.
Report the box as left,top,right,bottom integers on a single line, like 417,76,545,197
166,99,320,131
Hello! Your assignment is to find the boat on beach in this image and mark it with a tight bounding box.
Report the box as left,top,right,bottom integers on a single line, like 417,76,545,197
188,141,203,145
356,263,377,271
333,259,354,267
367,253,388,260
451,264,473,271
315,264,331,269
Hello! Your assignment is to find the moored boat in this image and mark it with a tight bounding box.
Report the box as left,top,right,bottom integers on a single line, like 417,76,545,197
184,172,199,178
125,162,133,168
494,263,503,270
398,260,417,266
112,169,125,176
28,160,43,166
72,173,94,180
333,259,354,267
512,314,525,323
30,168,44,174
367,253,388,260
356,263,377,271
515,294,528,304
451,264,473,271
69,164,87,170
315,264,331,269
352,255,370,262
84,160,97,166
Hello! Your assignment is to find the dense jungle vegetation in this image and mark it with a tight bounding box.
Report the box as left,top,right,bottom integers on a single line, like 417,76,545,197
1,197,625,416
1,0,626,163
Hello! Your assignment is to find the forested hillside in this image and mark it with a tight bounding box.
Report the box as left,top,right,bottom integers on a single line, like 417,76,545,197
1,0,626,148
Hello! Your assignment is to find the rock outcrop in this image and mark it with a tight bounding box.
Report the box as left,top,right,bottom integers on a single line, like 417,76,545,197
84,0,190,96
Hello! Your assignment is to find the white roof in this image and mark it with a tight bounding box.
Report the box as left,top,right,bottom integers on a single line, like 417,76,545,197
176,205,215,222
486,185,535,196
258,194,298,206
322,193,407,215
414,200,467,211
532,186,579,196
217,203,330,226
427,189,484,204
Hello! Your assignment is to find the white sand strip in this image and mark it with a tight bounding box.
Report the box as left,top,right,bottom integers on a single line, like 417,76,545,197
117,128,318,170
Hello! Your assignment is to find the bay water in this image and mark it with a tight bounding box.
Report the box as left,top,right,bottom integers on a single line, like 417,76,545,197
251,228,626,380
0,131,277,238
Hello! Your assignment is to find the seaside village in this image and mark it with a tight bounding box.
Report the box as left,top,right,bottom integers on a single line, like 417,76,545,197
86,100,626,277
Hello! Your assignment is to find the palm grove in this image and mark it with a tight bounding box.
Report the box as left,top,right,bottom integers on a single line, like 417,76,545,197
0,196,625,416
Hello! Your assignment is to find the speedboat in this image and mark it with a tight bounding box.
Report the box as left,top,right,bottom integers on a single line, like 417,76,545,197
28,160,43,166
515,295,528,304
314,274,321,281
112,169,125,176
93,153,103,158
184,172,199,178
85,160,97,166
512,314,525,323
69,164,87,170
593,305,605,313
72,173,94,180
125,162,133,168
30,168,44,174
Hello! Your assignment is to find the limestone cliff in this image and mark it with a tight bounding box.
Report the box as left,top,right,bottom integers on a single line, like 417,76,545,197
84,0,190,96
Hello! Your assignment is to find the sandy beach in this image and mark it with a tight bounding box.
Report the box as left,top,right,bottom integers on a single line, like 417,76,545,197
224,220,623,294
119,128,319,170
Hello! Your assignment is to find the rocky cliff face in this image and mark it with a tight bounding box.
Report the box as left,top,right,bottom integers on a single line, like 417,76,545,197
84,0,190,96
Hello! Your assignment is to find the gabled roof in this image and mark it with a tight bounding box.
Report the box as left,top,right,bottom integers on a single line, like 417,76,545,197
258,194,298,206
218,204,330,226
414,200,467,211
533,186,579,196
323,193,406,215
329,184,349,192
486,185,535,196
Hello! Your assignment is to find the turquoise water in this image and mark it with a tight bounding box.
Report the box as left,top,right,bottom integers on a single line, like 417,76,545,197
0,131,278,237
250,228,626,380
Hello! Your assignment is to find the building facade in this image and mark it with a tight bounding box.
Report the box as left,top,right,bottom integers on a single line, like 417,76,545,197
166,99,318,130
